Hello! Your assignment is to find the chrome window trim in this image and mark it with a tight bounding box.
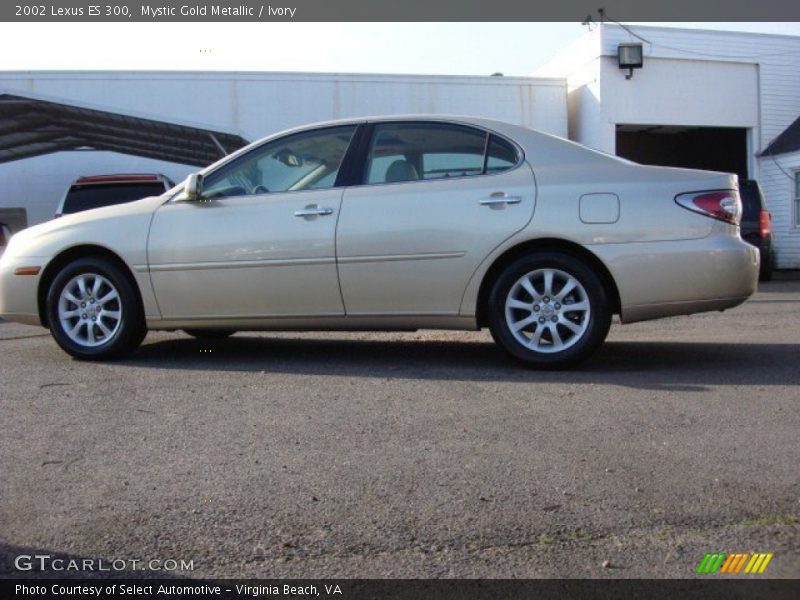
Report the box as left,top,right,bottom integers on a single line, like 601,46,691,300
169,118,527,201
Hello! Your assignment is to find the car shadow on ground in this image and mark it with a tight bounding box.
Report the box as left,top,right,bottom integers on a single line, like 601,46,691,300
126,336,800,391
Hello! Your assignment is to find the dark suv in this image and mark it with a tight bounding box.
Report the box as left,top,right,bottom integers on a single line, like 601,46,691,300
55,174,175,218
739,179,773,281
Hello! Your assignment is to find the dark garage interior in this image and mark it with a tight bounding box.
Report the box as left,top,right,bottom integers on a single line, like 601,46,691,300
616,125,748,179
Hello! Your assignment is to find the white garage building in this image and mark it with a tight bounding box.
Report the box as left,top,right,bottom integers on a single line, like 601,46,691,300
536,24,800,269
1,23,799,268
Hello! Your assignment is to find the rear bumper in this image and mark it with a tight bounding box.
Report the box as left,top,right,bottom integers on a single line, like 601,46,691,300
0,256,45,326
590,234,759,324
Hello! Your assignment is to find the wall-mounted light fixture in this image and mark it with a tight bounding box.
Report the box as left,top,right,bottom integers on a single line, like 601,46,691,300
618,43,643,80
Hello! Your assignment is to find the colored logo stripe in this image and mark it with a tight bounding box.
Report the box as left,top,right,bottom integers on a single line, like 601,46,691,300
697,553,726,574
697,552,773,574
720,553,749,574
745,553,773,574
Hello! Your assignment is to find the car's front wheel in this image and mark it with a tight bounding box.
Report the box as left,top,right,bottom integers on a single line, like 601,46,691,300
46,257,146,360
488,252,611,369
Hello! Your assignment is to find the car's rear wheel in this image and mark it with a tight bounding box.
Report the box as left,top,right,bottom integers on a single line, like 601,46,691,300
184,329,236,339
488,252,611,369
46,257,146,360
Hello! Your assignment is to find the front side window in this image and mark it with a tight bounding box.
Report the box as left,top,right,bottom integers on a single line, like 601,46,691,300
364,123,519,185
203,125,357,199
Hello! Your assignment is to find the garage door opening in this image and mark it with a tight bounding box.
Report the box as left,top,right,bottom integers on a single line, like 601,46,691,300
615,125,748,180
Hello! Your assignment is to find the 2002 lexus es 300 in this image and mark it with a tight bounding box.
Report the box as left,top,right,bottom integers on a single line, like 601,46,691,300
0,116,759,368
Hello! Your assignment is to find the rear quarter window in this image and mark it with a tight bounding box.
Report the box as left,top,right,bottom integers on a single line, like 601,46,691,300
486,135,519,173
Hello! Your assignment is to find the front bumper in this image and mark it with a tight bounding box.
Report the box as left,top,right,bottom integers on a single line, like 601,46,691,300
0,256,46,326
590,234,759,324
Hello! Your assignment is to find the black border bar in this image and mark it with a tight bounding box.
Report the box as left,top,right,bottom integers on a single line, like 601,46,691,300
3,1,800,22
3,579,800,600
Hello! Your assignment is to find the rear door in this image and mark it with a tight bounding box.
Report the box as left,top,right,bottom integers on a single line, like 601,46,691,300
336,121,536,315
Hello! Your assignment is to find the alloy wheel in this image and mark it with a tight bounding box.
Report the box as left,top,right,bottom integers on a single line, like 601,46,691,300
57,273,123,347
504,268,591,353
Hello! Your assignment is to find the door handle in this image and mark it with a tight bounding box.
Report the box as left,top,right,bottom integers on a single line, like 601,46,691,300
480,192,522,206
294,206,334,217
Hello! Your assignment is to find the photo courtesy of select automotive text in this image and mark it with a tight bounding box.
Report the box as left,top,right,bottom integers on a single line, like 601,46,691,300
0,1,799,599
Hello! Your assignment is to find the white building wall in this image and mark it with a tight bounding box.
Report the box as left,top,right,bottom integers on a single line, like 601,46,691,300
567,79,612,152
599,25,800,150
535,30,609,152
761,152,800,268
599,57,758,131
538,24,800,268
0,71,567,225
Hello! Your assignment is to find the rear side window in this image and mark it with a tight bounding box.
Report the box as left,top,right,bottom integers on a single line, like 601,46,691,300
62,182,166,214
364,123,519,185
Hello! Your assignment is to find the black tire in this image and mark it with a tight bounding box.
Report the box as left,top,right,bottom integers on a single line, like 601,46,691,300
46,257,146,360
184,329,237,339
487,252,611,369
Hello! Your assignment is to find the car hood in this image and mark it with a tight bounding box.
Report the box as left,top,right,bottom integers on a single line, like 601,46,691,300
3,194,167,263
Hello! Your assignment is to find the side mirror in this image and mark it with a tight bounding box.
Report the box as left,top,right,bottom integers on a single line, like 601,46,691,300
181,173,204,201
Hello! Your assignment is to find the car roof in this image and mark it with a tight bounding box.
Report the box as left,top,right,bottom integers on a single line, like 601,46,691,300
261,114,529,140
197,114,631,179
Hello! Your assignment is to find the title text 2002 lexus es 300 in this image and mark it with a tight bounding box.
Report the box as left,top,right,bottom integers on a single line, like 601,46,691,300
0,116,758,368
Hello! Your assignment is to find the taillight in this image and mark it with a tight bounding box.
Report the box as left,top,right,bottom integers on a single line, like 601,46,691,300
759,209,772,239
675,190,742,225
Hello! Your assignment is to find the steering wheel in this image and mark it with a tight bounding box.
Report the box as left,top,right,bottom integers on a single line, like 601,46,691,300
253,185,270,195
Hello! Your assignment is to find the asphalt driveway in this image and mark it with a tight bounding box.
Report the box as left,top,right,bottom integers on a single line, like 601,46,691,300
1,281,798,578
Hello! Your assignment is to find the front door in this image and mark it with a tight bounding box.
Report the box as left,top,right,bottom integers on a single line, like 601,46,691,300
147,125,358,320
